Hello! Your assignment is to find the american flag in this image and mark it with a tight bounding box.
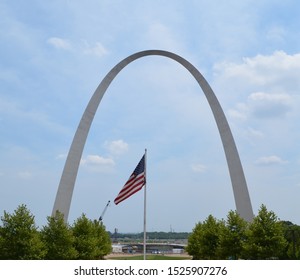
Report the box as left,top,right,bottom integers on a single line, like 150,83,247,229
114,154,146,205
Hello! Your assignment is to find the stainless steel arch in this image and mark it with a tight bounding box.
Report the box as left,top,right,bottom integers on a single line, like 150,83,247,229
52,50,254,222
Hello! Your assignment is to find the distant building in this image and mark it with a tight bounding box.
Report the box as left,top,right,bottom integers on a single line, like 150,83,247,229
111,243,186,254
112,244,123,253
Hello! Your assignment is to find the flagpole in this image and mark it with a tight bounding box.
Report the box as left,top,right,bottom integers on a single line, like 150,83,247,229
143,148,147,260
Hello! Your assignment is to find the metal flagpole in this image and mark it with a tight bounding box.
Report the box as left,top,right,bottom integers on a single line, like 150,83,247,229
143,149,147,260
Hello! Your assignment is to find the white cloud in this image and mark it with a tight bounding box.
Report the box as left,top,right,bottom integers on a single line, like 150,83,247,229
247,92,292,118
214,50,300,120
227,90,293,121
56,154,67,160
105,139,129,156
191,163,207,173
255,155,288,165
81,155,115,166
245,127,264,139
215,51,300,90
81,155,115,173
47,37,108,57
228,104,248,120
249,92,291,102
47,37,72,50
214,51,300,123
83,41,108,57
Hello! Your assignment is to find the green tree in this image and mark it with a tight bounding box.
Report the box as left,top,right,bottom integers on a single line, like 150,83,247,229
0,204,45,259
281,221,300,259
72,214,111,259
93,220,112,259
244,204,287,259
186,215,224,259
218,210,248,259
41,211,77,259
186,222,203,259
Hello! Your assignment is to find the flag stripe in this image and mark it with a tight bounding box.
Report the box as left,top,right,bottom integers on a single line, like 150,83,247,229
114,184,143,205
114,154,145,205
117,176,144,197
114,175,144,204
117,173,144,196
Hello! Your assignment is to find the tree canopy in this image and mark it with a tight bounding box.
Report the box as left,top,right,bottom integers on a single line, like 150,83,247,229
244,204,287,259
72,214,111,259
186,215,224,260
0,205,45,259
0,204,298,260
41,211,77,260
218,210,248,259
0,205,111,260
187,205,295,260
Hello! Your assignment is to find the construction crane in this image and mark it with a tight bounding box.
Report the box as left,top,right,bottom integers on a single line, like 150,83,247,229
99,200,110,222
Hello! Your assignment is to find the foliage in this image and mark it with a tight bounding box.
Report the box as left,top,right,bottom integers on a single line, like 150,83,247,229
243,205,287,259
218,210,248,259
92,219,112,259
0,205,46,259
186,222,203,259
186,215,224,259
281,221,300,259
0,205,112,260
41,211,77,260
187,205,294,260
72,214,111,260
1,204,299,260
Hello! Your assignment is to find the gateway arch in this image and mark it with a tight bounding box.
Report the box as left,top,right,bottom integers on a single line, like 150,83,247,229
52,50,254,222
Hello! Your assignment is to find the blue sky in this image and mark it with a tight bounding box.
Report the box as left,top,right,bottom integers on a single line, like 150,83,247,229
1,0,300,233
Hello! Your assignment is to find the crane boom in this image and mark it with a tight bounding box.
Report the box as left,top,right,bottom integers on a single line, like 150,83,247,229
99,200,110,222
